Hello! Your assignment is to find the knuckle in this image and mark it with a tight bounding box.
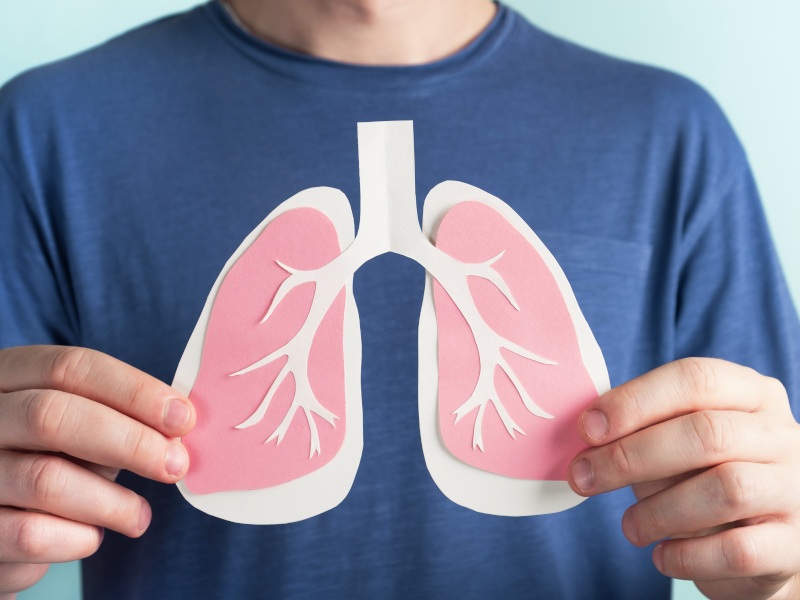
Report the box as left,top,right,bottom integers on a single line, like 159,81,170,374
714,464,755,512
25,456,70,506
24,390,71,444
722,530,760,573
12,517,47,562
765,376,789,406
121,424,155,465
626,505,649,545
639,502,668,543
101,491,140,530
616,385,649,427
0,563,49,594
87,482,135,528
120,376,148,416
672,542,696,579
609,438,640,478
45,346,90,391
688,410,737,457
678,357,717,404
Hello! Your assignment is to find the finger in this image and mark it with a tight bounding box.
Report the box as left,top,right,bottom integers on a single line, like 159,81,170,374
654,522,800,583
70,458,120,482
13,451,119,483
0,451,151,538
577,358,789,446
0,390,189,482
0,563,49,594
695,576,795,600
623,463,794,547
569,409,782,495
631,469,704,501
0,508,103,563
0,346,195,437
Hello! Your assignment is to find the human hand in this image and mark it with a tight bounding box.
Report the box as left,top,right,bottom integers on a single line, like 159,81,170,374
0,346,195,598
568,358,800,600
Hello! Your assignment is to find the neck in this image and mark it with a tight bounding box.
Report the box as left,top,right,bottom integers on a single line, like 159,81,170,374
225,0,497,65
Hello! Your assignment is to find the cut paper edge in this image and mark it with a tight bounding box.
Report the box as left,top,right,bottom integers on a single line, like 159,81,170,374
173,187,363,524
418,180,610,516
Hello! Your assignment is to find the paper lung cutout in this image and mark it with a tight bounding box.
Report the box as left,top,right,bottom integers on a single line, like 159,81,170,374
173,190,363,524
173,121,609,524
419,185,609,516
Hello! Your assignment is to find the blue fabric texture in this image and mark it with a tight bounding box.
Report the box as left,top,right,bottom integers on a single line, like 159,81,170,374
1,2,798,599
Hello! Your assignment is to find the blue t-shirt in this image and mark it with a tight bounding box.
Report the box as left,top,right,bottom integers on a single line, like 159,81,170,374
1,3,798,599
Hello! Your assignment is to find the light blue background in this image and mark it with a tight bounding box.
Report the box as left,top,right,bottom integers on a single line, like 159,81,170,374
2,2,798,599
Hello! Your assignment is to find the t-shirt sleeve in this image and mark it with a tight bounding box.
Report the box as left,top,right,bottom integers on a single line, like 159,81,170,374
0,157,75,348
675,163,800,418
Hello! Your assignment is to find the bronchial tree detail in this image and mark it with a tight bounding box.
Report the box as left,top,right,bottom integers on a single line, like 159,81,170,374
231,122,556,458
175,120,609,524
231,264,346,459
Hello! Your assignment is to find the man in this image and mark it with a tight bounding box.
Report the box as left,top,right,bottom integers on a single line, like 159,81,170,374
1,1,798,598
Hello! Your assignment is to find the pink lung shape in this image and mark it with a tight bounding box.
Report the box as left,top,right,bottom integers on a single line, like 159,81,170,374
183,207,347,494
434,200,599,481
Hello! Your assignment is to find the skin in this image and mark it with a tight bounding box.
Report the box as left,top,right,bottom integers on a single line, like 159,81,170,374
568,358,800,599
0,346,195,598
225,0,498,65
2,2,798,598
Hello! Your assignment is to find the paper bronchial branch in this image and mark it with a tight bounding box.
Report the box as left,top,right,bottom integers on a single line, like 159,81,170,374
232,122,555,457
230,265,342,458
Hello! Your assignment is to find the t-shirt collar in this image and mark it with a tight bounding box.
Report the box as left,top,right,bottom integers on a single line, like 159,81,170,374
203,0,516,91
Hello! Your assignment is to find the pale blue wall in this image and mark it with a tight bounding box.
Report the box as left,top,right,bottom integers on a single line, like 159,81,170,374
515,0,800,306
3,2,798,599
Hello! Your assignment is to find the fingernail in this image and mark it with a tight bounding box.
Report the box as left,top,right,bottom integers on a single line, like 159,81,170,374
571,458,594,492
163,399,191,430
138,498,152,533
97,527,105,545
582,409,609,441
165,444,187,476
653,543,665,572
